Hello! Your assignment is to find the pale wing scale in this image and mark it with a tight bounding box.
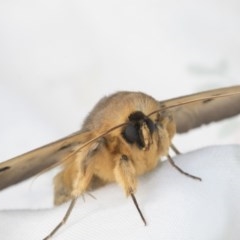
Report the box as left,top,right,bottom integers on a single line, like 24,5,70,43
0,131,87,190
158,86,240,133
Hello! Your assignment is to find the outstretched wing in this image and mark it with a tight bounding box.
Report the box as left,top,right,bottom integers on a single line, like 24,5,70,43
1,86,240,191
0,131,90,190
158,86,240,133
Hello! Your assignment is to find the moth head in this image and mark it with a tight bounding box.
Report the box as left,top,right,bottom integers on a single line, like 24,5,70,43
122,111,157,150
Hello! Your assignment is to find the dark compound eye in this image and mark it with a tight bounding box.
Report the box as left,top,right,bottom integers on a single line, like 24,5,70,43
122,123,139,143
122,111,157,149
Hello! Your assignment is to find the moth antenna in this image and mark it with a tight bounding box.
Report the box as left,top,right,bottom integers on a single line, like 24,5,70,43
57,122,128,170
148,87,240,117
75,122,127,151
167,154,201,181
130,193,147,226
29,151,76,185
170,143,181,155
33,122,128,179
43,197,78,240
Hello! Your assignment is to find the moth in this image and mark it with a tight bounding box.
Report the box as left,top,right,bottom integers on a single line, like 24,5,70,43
1,85,240,239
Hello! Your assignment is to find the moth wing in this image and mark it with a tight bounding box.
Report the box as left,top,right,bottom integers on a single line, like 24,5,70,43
0,130,91,190
159,85,240,133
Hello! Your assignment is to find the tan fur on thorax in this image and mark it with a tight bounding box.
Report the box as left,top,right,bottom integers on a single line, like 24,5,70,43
54,91,176,204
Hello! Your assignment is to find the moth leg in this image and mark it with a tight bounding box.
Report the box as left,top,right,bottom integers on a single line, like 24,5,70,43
167,154,202,181
114,154,146,225
170,143,181,155
50,158,95,238
43,198,77,240
46,166,94,239
130,193,147,226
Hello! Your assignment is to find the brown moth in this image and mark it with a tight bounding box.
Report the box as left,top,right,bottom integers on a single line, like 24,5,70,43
0,85,240,239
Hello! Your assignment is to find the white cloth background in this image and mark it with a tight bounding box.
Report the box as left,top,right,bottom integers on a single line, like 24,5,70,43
0,1,240,239
1,146,240,240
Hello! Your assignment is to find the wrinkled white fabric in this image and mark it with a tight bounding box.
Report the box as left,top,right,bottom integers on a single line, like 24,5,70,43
0,145,240,240
1,1,240,239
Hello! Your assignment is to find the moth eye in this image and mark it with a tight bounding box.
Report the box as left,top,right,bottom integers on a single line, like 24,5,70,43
122,124,139,144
